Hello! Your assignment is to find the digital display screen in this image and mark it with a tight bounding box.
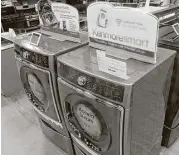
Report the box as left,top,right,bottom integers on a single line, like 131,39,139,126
74,104,102,140
173,23,179,35
30,33,41,45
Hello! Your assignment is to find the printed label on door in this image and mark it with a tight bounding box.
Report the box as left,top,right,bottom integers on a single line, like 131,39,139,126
75,104,102,140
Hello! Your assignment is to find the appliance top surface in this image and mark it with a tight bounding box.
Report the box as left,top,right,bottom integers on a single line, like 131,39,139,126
57,45,175,86
1,37,13,47
14,32,88,56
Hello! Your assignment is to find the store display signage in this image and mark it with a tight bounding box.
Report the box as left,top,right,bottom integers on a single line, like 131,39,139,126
87,2,159,64
37,0,80,42
51,3,80,38
37,0,58,27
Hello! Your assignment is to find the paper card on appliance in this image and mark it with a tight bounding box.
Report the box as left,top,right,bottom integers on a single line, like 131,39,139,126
87,2,159,64
96,50,129,80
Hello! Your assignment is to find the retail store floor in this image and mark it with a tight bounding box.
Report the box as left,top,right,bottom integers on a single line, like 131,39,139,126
1,92,179,155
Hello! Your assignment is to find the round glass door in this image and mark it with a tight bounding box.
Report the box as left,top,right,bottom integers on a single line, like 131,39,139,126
65,94,111,152
20,66,49,112
27,74,46,105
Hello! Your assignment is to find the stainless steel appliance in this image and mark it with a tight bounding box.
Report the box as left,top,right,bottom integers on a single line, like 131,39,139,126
57,45,175,155
14,33,88,155
159,32,179,148
1,37,23,97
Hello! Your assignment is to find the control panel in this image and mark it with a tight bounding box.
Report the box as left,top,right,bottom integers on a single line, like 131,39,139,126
15,44,49,68
59,63,125,102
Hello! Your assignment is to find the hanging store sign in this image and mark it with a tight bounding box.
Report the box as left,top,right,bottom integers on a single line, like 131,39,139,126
87,2,159,64
37,0,80,42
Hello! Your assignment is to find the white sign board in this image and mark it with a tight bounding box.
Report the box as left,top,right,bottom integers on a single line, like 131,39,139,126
87,2,159,64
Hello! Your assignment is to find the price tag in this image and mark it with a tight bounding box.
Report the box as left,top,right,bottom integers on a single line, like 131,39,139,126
97,50,129,80
30,32,41,46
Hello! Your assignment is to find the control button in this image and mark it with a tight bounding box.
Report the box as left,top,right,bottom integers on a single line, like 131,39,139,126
78,133,81,138
77,76,87,86
31,55,35,61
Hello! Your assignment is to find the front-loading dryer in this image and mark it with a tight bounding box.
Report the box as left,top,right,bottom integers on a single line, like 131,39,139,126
57,45,176,155
14,33,88,155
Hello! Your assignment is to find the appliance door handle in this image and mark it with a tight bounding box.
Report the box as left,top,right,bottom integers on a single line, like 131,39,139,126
58,77,96,100
34,106,63,129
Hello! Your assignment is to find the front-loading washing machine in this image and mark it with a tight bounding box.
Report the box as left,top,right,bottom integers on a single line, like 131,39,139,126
14,33,88,155
57,45,176,155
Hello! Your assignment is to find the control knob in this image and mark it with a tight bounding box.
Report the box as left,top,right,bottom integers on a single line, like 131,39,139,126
77,76,87,86
23,51,29,59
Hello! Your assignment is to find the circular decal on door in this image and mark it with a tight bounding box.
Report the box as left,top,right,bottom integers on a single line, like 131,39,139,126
27,74,46,104
75,103,102,140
